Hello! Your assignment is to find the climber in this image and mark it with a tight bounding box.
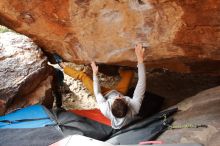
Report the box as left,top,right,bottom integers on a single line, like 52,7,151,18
91,43,146,129
53,43,146,129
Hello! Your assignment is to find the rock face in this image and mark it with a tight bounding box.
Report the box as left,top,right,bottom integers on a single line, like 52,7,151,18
0,0,219,74
0,32,54,115
158,86,220,145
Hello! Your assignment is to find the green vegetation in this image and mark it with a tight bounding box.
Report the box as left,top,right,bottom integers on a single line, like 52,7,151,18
0,25,11,33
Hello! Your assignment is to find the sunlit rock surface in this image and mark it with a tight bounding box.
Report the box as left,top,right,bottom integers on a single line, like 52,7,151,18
158,86,220,145
0,32,54,115
0,0,219,74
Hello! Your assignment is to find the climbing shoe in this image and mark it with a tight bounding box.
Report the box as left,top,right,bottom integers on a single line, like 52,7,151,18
53,53,63,64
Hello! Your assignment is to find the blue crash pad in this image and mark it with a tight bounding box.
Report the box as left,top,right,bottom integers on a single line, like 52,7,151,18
0,104,55,128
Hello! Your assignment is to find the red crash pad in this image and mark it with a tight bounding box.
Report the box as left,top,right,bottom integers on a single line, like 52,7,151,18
69,109,111,126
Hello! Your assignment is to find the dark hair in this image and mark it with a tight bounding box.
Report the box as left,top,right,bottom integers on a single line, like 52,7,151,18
111,99,128,118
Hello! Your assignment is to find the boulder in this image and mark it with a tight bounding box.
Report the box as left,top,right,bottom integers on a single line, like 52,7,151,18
0,32,54,115
0,0,219,74
158,86,220,145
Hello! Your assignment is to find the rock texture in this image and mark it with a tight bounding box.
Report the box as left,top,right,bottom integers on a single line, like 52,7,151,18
158,86,220,145
0,32,54,115
0,0,219,74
